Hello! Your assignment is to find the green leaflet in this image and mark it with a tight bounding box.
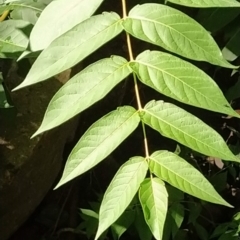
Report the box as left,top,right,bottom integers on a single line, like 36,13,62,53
142,100,240,162
167,0,240,8
0,0,44,18
29,0,104,51
149,150,232,207
0,20,31,58
55,106,140,189
32,56,131,137
14,12,123,90
95,157,148,240
130,50,239,118
139,178,168,240
122,4,237,68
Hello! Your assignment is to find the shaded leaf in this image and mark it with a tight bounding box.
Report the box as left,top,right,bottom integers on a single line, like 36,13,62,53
111,210,135,240
55,106,140,188
134,209,153,240
123,4,236,68
32,56,131,136
169,203,184,238
0,0,46,24
142,100,239,162
167,0,240,8
0,20,31,58
139,178,168,240
187,202,202,224
166,185,184,204
130,50,239,118
149,150,232,207
95,157,148,240
223,28,240,61
14,12,123,89
226,78,240,101
197,8,240,33
29,0,104,51
194,222,209,240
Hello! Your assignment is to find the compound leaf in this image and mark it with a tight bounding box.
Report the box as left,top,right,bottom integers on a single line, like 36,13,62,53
55,106,140,189
95,157,148,240
149,150,232,207
139,178,168,240
142,100,239,162
130,50,239,118
29,0,104,51
32,56,131,137
14,12,123,89
167,0,240,8
123,4,236,68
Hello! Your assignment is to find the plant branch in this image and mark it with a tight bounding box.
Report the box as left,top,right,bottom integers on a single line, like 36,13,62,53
0,10,9,22
122,0,150,159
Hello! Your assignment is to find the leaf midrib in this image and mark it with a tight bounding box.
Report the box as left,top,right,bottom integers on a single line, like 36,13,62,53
144,107,233,160
134,59,231,114
150,156,225,204
65,110,139,181
127,15,225,65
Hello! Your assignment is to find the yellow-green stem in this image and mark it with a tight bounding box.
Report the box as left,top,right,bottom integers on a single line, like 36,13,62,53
122,0,150,160
0,10,9,22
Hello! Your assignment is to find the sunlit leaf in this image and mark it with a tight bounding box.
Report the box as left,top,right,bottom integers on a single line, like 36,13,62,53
29,0,104,51
130,50,239,118
142,100,240,162
139,178,168,240
14,12,123,89
95,157,148,240
167,0,240,8
55,106,140,189
122,4,236,68
32,56,131,136
149,150,232,207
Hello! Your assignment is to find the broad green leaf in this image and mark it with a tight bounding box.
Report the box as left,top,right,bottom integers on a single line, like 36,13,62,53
95,157,148,240
139,178,168,240
29,0,104,51
130,50,239,118
14,12,123,89
167,0,240,8
55,106,140,189
142,100,239,161
149,150,232,207
0,20,31,58
32,56,131,137
122,4,236,68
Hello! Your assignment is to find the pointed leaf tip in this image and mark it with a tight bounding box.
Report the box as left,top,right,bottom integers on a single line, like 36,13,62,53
95,157,148,239
55,106,140,188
